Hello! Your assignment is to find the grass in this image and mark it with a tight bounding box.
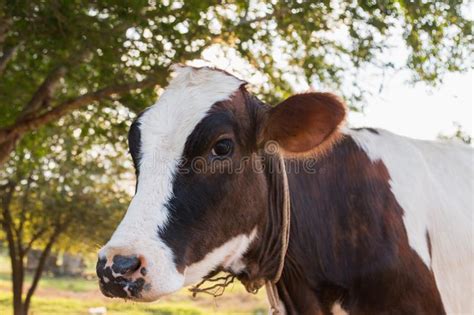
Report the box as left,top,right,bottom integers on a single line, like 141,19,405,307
0,272,97,293
0,252,268,314
0,292,206,315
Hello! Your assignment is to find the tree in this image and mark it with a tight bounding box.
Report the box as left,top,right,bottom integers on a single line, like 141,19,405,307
438,122,472,144
0,1,472,166
0,108,131,315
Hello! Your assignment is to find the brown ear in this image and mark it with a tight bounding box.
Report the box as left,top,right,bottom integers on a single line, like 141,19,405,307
262,93,346,153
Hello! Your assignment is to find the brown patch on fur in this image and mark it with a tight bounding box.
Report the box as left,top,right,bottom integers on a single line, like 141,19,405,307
237,151,290,293
262,93,346,154
242,136,445,314
159,87,268,272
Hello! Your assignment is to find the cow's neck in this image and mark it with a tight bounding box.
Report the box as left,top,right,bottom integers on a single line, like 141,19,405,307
270,137,356,314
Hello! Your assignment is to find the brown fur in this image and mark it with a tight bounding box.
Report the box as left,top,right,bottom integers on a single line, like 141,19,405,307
242,136,445,314
262,93,346,154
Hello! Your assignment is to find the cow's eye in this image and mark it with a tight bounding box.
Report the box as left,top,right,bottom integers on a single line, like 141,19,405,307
211,139,233,157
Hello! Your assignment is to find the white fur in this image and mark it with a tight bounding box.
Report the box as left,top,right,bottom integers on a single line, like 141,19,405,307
347,128,473,314
100,66,245,300
331,302,349,315
184,228,257,285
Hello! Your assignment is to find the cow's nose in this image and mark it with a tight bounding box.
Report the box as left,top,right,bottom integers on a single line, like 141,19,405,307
96,252,148,299
112,255,141,275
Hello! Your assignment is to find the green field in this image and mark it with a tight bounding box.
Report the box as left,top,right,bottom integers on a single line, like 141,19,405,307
0,253,267,314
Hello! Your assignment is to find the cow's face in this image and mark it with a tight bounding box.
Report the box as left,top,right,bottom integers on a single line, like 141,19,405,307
97,66,345,301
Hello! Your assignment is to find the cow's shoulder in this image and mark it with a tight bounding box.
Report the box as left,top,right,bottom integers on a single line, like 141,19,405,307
345,127,473,314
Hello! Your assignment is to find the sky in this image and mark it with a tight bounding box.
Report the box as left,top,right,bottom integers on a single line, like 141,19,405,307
334,2,472,141
191,43,472,143
188,2,473,143
348,70,473,141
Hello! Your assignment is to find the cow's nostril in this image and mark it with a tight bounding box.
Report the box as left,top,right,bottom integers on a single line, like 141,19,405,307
111,255,141,275
96,257,106,278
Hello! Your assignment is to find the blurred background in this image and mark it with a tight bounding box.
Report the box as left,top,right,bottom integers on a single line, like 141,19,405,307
0,1,472,314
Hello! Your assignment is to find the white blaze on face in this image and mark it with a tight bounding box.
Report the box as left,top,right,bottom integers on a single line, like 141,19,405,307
99,66,254,300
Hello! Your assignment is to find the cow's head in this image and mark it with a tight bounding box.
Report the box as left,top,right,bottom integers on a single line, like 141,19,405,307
97,66,345,301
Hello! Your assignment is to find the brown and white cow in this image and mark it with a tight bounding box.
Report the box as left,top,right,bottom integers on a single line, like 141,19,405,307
97,66,473,314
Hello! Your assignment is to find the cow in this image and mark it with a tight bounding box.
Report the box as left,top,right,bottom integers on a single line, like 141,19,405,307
96,65,473,315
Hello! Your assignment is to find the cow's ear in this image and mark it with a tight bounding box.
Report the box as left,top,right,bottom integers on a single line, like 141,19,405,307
261,93,346,153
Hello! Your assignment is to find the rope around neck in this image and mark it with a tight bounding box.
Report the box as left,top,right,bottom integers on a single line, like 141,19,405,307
188,150,291,313
265,151,291,315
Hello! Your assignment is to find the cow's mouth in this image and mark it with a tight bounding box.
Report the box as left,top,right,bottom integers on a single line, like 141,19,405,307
98,274,149,299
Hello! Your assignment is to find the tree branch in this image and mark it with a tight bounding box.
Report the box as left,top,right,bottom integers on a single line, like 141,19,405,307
0,137,18,166
19,49,93,119
17,174,32,237
22,227,48,255
0,17,12,47
0,44,19,76
1,181,17,237
0,72,165,145
20,66,67,117
23,224,65,311
13,173,33,247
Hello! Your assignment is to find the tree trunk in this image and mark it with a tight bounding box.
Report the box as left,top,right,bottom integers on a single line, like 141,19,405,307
13,302,24,315
12,264,25,315
1,182,25,315
1,178,72,315
23,227,63,314
11,257,24,315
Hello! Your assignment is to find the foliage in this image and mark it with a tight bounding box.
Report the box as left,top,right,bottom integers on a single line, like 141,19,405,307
0,0,472,164
1,106,131,251
438,122,472,144
0,107,131,315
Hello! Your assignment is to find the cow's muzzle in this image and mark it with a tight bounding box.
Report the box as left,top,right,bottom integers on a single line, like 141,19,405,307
96,254,150,299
